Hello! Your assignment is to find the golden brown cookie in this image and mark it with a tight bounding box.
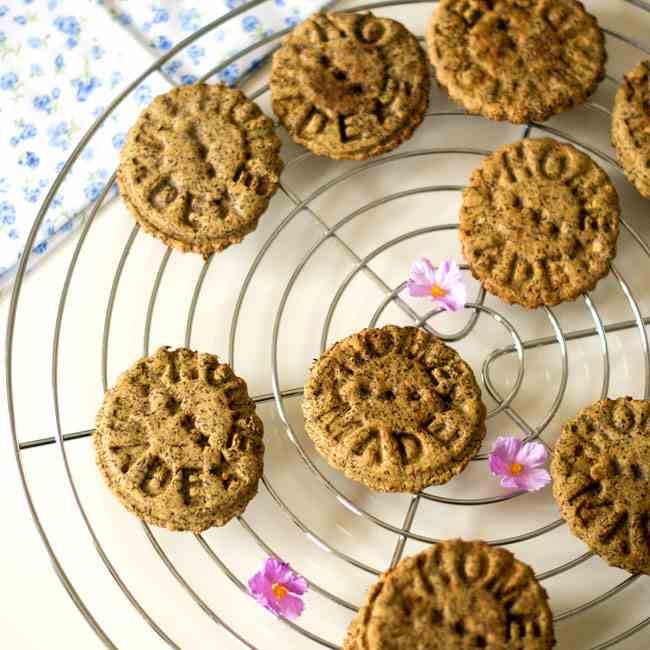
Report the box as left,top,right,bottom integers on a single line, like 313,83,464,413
344,540,555,650
426,0,606,124
94,347,264,532
118,83,283,257
552,397,650,575
270,12,430,160
459,138,620,309
302,325,486,493
612,60,650,199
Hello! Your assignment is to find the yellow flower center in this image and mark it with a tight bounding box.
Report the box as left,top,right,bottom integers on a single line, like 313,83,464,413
431,284,447,298
272,583,288,601
510,462,524,476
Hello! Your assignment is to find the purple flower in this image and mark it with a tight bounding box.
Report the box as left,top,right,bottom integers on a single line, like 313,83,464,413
248,557,308,620
489,437,551,492
406,257,467,312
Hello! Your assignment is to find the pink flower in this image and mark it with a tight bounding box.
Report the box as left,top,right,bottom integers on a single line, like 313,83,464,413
489,437,551,492
248,557,308,620
406,257,466,312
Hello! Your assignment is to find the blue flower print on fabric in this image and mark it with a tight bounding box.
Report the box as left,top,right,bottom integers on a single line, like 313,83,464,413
1,201,16,225
71,76,101,102
134,84,152,105
19,151,39,168
1,72,18,90
53,15,80,36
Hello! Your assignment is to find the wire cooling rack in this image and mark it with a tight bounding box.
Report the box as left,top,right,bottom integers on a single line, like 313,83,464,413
6,1,650,648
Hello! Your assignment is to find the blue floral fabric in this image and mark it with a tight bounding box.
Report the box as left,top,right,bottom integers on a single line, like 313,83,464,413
0,0,331,290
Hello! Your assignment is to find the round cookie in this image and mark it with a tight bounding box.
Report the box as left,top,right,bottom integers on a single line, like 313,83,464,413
552,397,650,575
612,60,650,198
94,347,264,532
426,0,606,124
302,325,487,493
460,138,620,309
118,83,283,257
270,12,430,160
344,539,555,650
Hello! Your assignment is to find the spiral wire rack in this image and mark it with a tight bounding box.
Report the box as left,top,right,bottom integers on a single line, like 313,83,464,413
6,0,650,648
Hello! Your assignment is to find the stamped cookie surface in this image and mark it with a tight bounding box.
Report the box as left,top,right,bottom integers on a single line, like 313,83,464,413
118,84,283,257
552,398,650,575
94,347,264,532
427,0,606,124
302,325,486,493
344,539,555,650
270,12,430,160
460,138,620,309
612,60,650,198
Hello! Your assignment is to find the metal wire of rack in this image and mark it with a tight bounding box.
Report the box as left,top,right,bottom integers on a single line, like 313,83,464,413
6,0,650,648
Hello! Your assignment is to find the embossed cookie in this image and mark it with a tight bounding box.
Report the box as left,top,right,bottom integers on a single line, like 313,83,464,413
552,397,650,575
344,539,555,650
270,12,430,160
426,0,606,124
460,138,620,309
612,60,650,198
302,325,487,493
118,84,283,257
94,347,264,532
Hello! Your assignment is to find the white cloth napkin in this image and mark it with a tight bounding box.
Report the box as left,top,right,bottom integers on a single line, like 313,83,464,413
0,0,331,292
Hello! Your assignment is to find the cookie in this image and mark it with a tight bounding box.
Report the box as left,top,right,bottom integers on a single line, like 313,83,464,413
612,60,650,198
94,347,264,532
118,83,283,257
270,12,430,160
552,397,650,575
459,138,620,309
343,539,555,650
302,325,486,493
426,0,606,124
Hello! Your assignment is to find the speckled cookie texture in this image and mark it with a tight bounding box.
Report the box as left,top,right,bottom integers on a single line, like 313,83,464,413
117,83,283,257
426,0,606,124
552,397,650,575
94,347,264,532
460,138,620,309
270,12,430,160
343,539,555,650
302,325,487,493
612,60,650,199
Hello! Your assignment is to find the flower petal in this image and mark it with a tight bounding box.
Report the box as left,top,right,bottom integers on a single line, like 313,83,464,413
263,557,291,584
285,574,309,595
434,258,453,284
248,571,273,595
409,257,436,286
407,279,434,298
436,285,466,312
249,572,273,602
489,451,511,477
516,467,551,492
514,441,548,468
278,594,305,620
491,436,522,465
499,475,522,490
436,258,462,287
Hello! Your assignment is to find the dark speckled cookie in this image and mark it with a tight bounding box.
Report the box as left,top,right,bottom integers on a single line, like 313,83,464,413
344,540,555,649
270,12,430,160
460,138,620,309
426,0,606,124
612,60,650,199
118,83,283,257
302,325,486,493
94,347,264,532
552,397,650,575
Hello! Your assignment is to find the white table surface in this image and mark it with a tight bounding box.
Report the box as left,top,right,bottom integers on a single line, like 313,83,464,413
3,1,650,648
